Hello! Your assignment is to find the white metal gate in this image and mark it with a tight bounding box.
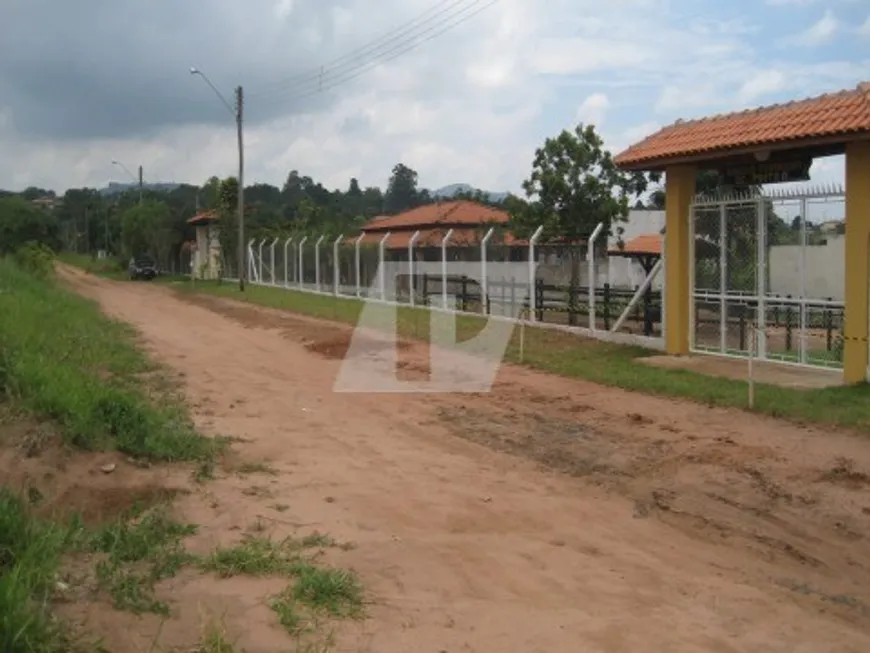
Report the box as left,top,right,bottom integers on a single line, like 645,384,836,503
690,186,845,369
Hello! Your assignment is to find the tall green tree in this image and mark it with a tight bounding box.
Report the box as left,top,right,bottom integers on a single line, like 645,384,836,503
510,123,651,247
384,163,420,214
119,199,171,260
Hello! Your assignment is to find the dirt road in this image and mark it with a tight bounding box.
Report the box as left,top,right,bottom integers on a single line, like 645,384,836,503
58,266,870,652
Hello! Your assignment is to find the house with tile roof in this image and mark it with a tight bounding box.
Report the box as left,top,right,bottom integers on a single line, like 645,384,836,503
359,200,526,259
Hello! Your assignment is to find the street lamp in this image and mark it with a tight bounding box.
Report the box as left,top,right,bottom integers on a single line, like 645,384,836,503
111,159,143,203
190,66,245,291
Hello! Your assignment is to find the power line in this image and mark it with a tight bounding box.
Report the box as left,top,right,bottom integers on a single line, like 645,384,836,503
282,0,499,103
251,0,487,99
249,0,498,100
253,0,465,94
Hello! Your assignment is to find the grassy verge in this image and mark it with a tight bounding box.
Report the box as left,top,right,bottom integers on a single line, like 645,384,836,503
167,280,870,432
1,258,214,460
3,257,364,651
200,533,364,647
0,489,80,652
0,257,220,651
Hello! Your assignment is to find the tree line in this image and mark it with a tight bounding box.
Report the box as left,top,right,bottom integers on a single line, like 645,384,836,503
0,122,804,273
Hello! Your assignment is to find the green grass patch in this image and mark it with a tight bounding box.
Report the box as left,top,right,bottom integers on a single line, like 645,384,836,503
0,488,81,653
0,258,217,461
199,531,363,642
175,280,870,432
84,504,198,615
199,532,339,578
0,256,223,646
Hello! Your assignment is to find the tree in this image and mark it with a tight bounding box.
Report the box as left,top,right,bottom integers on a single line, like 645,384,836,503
120,199,171,260
200,176,222,211
384,163,420,214
511,123,651,246
0,196,60,253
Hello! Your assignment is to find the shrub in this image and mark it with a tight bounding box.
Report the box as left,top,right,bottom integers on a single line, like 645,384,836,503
13,242,54,279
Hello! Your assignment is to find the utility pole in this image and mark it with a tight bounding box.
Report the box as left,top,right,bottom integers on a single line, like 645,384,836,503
236,85,245,291
84,207,90,257
138,165,143,203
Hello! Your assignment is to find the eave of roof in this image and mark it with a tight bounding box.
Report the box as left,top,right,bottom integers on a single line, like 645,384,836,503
614,82,870,171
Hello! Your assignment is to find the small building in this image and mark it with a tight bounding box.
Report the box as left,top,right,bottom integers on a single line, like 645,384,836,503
359,200,527,261
188,211,221,279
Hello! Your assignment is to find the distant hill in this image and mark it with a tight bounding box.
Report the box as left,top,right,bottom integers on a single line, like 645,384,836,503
431,183,509,203
99,181,180,196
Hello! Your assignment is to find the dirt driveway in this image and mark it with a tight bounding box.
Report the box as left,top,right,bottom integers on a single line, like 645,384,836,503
58,266,870,652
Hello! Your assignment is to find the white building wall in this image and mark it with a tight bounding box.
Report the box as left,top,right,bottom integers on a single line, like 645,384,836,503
768,234,845,300
193,225,222,280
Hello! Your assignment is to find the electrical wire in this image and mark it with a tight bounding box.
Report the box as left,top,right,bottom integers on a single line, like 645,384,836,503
249,0,498,100
252,0,465,94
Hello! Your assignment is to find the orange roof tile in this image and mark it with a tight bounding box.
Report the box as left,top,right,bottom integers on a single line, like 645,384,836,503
614,82,870,170
608,233,662,256
361,200,510,232
189,210,217,225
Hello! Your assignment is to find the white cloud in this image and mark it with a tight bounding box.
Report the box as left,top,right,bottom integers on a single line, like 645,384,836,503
858,16,870,38
273,0,295,20
1,0,864,194
738,69,787,103
783,10,839,46
655,83,721,114
576,93,610,128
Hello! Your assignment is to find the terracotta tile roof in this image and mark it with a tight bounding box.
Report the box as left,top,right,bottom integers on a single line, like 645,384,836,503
361,200,510,231
614,82,870,170
188,210,217,225
358,227,526,250
608,233,662,256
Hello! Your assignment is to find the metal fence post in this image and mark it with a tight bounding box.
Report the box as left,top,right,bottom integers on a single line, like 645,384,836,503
355,234,364,297
298,236,307,290
269,237,278,285
378,232,390,301
283,237,293,287
333,234,344,296
314,234,325,292
408,230,420,306
481,227,494,315
587,222,604,330
258,238,267,285
528,226,544,322
441,228,454,309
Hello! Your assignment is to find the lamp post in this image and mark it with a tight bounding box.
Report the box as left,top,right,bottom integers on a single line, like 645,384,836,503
111,160,142,203
190,66,245,291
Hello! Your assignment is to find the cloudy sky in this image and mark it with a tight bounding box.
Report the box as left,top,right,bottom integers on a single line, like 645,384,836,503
0,0,867,194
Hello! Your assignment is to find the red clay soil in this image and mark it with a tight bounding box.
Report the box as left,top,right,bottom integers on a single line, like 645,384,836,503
47,263,870,652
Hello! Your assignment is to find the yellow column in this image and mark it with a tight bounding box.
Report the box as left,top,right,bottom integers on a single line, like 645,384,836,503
843,141,870,384
664,165,696,355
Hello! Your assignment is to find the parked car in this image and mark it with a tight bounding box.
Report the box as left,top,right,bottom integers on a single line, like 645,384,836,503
128,255,158,280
